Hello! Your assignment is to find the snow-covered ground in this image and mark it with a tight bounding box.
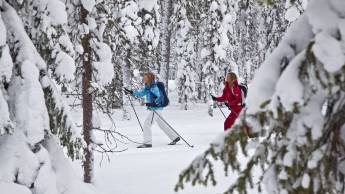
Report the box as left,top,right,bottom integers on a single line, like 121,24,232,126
67,85,261,194
69,91,238,194
93,104,231,194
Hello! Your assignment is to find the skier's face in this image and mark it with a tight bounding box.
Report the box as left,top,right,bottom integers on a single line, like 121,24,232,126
226,74,233,83
143,75,150,85
226,73,237,86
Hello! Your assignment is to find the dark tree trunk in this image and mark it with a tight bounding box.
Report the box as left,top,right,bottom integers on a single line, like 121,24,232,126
80,6,93,184
160,0,173,94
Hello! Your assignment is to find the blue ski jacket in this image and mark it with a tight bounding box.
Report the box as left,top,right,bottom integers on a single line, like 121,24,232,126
133,81,162,110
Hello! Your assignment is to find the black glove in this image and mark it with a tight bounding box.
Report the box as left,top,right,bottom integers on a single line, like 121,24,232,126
211,95,217,101
124,88,133,95
145,103,157,107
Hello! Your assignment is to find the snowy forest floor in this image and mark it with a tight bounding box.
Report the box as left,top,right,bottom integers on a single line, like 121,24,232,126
69,90,259,194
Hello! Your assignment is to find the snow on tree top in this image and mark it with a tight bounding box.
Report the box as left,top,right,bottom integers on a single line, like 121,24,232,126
81,0,96,12
138,0,158,11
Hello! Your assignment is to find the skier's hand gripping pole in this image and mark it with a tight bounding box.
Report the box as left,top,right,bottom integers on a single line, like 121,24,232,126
123,88,144,133
123,88,134,95
210,94,227,119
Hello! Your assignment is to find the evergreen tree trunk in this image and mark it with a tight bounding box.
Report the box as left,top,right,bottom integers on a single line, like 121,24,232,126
122,49,132,120
80,6,93,183
159,0,173,92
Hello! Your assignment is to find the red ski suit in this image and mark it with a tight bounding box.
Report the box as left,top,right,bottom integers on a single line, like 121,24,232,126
215,80,242,131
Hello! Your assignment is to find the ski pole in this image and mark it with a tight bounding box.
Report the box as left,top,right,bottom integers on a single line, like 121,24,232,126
215,102,227,119
211,94,227,119
125,92,144,132
152,110,194,148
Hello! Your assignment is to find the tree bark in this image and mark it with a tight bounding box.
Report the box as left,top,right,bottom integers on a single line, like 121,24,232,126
122,49,131,120
80,6,93,183
159,0,173,93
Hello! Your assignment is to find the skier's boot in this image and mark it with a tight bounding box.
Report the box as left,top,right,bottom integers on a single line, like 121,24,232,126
137,144,152,148
168,137,180,145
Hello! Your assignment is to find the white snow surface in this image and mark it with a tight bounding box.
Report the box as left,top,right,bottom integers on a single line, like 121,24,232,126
46,0,68,25
0,131,40,186
93,42,114,85
302,173,311,188
58,35,75,55
43,136,104,194
0,45,13,82
1,1,46,70
0,182,31,194
0,13,6,46
68,94,261,194
271,51,305,112
139,0,157,11
54,51,76,80
0,89,13,135
81,0,96,12
0,131,102,194
123,24,139,43
306,0,340,36
8,60,49,145
313,32,345,72
88,17,97,30
285,6,300,22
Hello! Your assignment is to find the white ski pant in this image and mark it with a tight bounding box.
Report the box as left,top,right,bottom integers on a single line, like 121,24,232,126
142,110,178,144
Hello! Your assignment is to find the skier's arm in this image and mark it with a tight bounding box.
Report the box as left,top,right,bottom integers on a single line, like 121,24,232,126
133,88,147,97
228,87,241,106
215,87,227,102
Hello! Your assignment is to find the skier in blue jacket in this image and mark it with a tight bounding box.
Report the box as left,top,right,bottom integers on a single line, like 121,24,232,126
124,72,180,148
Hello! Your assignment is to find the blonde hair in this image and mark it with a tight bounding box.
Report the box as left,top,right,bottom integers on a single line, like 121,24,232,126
227,72,238,80
227,72,237,87
144,72,155,85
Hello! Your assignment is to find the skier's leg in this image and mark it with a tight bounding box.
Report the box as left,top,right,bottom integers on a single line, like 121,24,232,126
224,112,237,131
154,110,178,141
142,111,154,144
224,111,238,131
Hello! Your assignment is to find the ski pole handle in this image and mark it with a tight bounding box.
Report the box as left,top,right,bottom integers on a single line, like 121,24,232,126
123,88,134,95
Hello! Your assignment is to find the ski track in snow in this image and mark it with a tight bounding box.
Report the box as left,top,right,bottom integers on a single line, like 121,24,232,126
71,102,248,194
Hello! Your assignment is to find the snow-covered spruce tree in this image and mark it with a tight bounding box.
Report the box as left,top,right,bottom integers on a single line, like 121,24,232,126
253,0,289,82
5,0,82,160
95,0,124,111
9,0,76,83
172,0,205,101
108,0,159,119
174,1,198,110
200,0,231,116
64,0,115,183
136,0,160,73
0,1,100,194
231,0,289,83
0,1,14,136
86,0,138,119
231,0,261,83
172,0,288,103
115,0,143,119
114,0,160,76
118,1,160,78
176,0,345,193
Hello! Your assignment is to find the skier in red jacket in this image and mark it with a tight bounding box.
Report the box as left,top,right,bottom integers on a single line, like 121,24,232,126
211,72,243,131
